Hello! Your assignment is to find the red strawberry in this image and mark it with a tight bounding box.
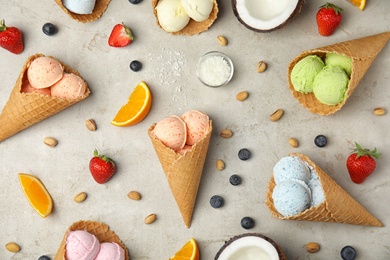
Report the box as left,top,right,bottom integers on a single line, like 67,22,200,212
108,23,135,47
89,149,116,184
0,19,23,54
346,143,381,184
316,2,343,36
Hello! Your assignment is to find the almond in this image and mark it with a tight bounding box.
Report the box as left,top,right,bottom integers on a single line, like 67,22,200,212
217,35,228,46
306,242,320,253
216,160,225,171
5,242,20,253
288,137,299,148
144,213,157,224
257,61,267,73
220,129,233,138
73,192,87,203
43,137,58,147
236,91,249,101
269,109,284,122
373,107,385,116
127,191,142,200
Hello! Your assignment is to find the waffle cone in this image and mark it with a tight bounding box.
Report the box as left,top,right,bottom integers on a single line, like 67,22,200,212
265,153,383,226
54,0,111,23
288,31,390,115
0,53,90,142
148,121,212,228
54,220,129,260
151,0,218,35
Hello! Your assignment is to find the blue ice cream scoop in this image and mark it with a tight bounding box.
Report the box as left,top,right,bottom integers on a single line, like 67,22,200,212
273,156,311,184
272,179,311,217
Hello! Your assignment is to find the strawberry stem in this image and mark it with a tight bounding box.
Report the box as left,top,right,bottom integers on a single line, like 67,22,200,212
0,19,7,32
320,2,343,15
352,142,382,159
93,149,115,165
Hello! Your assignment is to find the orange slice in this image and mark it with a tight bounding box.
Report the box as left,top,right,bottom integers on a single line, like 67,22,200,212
169,238,200,260
18,173,53,218
111,81,152,127
348,0,366,10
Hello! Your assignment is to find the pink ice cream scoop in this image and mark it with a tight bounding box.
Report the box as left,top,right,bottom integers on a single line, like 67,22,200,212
153,115,187,151
181,110,210,145
51,73,87,99
65,230,100,260
27,56,64,89
95,242,125,260
21,79,51,96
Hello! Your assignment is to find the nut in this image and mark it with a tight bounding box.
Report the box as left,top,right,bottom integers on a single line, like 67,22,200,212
73,192,87,203
257,61,267,73
86,119,97,131
305,242,320,253
220,129,233,138
216,160,225,171
43,137,58,147
144,213,157,224
5,242,20,253
217,35,228,46
373,107,385,116
127,191,142,200
269,109,284,122
288,137,299,148
236,91,249,101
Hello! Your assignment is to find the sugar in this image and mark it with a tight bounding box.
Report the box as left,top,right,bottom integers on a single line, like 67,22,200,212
198,55,231,87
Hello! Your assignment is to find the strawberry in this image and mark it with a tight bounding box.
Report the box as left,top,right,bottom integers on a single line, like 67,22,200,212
346,143,381,184
108,23,135,47
0,19,23,54
89,149,116,184
316,2,343,36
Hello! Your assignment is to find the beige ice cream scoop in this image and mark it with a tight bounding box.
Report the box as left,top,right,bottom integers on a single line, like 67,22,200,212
27,56,64,89
181,110,209,145
152,115,187,151
51,73,87,99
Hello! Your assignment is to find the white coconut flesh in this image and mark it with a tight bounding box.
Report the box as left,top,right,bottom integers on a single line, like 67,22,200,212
217,236,280,260
235,0,300,31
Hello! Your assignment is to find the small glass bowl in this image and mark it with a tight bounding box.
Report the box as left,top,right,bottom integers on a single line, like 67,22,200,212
196,51,234,88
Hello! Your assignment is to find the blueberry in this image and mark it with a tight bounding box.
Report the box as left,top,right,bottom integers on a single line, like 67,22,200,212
210,195,224,208
130,60,142,72
340,246,356,260
229,174,242,186
42,23,58,36
38,256,51,260
238,148,251,160
314,135,327,148
129,0,142,4
241,216,255,229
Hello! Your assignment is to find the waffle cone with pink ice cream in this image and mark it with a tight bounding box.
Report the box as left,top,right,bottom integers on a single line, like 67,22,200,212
54,220,129,260
0,53,90,142
148,110,212,227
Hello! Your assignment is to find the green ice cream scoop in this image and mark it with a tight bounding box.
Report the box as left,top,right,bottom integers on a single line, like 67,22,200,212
325,52,352,76
291,55,325,94
313,66,349,106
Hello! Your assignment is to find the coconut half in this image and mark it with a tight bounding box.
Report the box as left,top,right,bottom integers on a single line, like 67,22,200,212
232,0,305,32
215,233,286,260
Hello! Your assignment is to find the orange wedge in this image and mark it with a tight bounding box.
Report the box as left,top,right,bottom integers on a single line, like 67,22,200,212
111,81,152,127
18,173,53,218
348,0,366,10
169,238,200,260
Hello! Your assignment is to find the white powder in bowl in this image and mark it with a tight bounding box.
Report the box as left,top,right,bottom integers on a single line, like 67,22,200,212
198,55,232,87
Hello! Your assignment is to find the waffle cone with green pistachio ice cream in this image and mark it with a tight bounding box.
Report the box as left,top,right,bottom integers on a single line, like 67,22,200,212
288,31,390,115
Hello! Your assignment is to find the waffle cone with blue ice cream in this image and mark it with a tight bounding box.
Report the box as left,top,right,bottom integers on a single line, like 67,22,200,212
265,153,382,226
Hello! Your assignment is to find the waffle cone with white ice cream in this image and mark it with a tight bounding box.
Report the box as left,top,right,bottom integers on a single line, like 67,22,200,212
152,0,218,35
54,0,111,23
54,220,129,260
0,53,90,142
148,110,212,227
288,31,390,115
266,153,383,227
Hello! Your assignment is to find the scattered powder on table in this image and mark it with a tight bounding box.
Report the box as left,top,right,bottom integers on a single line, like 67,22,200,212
198,56,231,87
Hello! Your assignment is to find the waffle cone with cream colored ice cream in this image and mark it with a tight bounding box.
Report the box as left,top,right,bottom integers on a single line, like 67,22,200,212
0,53,90,142
148,120,212,228
151,0,218,35
54,0,111,23
288,31,390,115
265,153,383,227
54,220,129,260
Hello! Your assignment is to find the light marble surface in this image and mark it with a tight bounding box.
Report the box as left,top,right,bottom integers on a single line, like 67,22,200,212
1,0,390,259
